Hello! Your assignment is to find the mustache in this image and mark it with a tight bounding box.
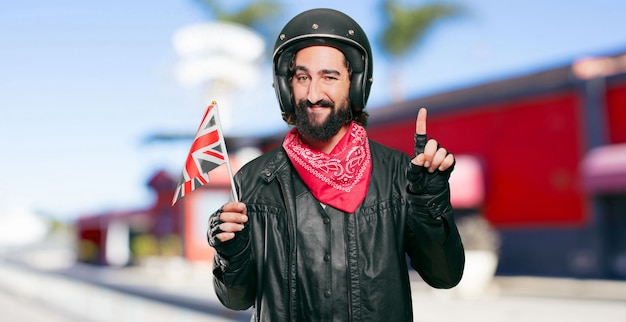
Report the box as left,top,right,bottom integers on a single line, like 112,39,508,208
301,99,333,108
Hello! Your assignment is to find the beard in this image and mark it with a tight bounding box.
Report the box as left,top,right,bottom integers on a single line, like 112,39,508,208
294,98,352,142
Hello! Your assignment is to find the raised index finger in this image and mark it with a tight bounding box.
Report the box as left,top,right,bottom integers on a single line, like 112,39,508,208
416,107,427,135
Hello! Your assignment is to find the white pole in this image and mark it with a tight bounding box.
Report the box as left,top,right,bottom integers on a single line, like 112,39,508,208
212,101,239,203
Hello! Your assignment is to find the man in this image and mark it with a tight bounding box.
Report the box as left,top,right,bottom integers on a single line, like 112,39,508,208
207,8,464,321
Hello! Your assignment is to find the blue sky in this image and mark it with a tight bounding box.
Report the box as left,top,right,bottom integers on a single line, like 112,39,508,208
2,0,626,221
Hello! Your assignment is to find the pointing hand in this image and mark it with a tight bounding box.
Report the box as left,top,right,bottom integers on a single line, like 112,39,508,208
411,108,454,173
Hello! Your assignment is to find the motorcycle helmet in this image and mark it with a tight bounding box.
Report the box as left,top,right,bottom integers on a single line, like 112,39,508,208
272,8,373,120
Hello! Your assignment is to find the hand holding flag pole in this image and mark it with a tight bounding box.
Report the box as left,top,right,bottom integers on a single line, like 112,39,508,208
172,101,238,206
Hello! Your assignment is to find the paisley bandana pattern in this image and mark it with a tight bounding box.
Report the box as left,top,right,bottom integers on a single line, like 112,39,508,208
283,122,372,213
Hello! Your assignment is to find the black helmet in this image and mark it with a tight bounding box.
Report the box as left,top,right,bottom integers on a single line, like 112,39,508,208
272,8,373,117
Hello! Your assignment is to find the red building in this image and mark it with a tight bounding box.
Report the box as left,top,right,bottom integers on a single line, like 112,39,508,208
75,166,237,266
364,50,626,279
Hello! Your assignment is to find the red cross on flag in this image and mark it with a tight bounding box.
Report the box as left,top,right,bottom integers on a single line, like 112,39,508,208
172,102,236,205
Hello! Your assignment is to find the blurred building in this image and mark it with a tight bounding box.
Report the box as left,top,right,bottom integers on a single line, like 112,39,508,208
76,48,626,280
361,49,626,279
75,165,238,266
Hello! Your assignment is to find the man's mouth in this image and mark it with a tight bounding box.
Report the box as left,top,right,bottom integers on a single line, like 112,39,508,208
305,99,333,108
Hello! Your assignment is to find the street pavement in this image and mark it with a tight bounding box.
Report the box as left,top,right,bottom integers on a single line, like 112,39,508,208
1,244,626,322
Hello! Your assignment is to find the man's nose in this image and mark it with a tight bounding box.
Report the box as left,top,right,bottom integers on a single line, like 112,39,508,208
307,79,324,104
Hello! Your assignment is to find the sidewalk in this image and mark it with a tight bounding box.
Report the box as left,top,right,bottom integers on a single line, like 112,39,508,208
26,246,626,301
3,244,626,322
495,275,626,300
2,246,250,321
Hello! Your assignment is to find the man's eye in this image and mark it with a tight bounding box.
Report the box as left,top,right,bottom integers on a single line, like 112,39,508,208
296,75,309,84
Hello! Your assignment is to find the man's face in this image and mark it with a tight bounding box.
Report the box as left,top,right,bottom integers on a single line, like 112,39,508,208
291,46,351,142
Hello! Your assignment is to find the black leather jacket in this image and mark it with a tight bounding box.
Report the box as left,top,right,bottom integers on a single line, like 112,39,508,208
210,140,464,321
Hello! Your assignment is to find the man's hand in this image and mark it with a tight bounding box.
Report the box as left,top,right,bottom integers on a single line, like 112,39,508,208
411,108,454,172
213,202,248,243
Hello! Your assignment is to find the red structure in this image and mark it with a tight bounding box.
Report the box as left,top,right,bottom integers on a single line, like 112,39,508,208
76,170,183,265
75,166,238,266
364,50,626,279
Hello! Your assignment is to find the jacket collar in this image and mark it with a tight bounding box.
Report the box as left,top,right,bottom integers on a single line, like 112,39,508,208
257,147,290,183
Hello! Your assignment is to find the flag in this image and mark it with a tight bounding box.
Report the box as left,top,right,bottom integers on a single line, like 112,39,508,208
172,102,229,205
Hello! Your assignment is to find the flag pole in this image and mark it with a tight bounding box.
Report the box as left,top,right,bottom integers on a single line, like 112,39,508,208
213,101,239,203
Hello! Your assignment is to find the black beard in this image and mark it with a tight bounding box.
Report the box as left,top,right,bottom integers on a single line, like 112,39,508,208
294,99,351,142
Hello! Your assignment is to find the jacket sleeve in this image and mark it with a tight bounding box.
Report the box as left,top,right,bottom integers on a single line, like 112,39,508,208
207,180,257,310
211,234,256,310
404,162,465,289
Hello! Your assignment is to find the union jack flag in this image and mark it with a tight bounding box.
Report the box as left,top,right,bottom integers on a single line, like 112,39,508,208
172,103,228,205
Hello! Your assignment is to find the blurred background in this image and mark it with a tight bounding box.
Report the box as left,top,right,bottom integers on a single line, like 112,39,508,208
2,0,626,321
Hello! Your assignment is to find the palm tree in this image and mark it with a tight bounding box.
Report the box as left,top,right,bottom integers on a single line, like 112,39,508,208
379,0,462,100
193,0,282,42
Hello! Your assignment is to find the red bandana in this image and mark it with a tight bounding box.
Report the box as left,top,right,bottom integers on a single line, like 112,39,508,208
283,122,372,213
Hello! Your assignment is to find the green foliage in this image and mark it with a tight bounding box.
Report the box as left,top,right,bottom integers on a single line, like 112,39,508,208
78,239,99,262
380,0,462,57
131,234,160,258
193,0,281,27
130,233,183,259
192,0,283,53
159,234,183,257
